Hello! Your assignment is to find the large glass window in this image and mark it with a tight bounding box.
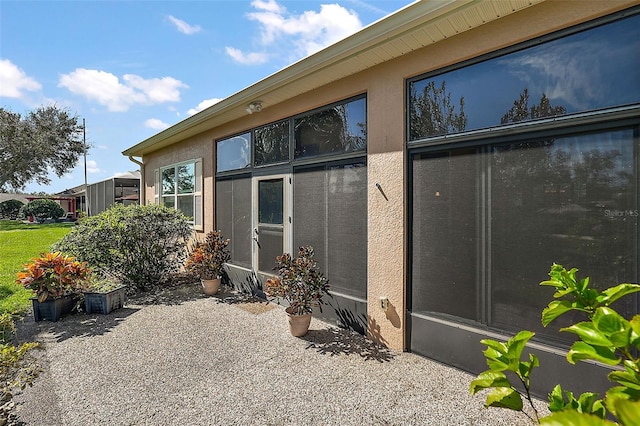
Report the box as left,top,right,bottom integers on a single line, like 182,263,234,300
294,97,366,159
411,127,639,345
258,179,283,225
254,121,289,166
408,13,640,140
217,133,251,172
161,163,195,219
158,160,201,228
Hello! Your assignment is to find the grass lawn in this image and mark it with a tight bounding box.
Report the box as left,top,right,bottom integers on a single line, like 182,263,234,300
0,220,74,315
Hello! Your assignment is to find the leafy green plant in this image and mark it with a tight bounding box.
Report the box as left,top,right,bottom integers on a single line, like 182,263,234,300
53,204,192,292
84,273,123,293
16,252,91,302
264,246,329,315
185,230,231,280
470,264,640,425
0,200,24,220
0,313,41,411
20,199,64,222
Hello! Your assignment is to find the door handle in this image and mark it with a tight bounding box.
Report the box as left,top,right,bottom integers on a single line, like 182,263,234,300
253,236,261,249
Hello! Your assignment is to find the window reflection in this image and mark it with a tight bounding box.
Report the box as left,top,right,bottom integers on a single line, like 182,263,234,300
259,179,283,225
254,120,289,166
177,164,195,194
217,133,251,172
409,14,640,140
294,97,366,159
161,168,175,195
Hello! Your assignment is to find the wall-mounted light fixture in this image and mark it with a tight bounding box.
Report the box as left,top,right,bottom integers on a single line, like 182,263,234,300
246,100,263,114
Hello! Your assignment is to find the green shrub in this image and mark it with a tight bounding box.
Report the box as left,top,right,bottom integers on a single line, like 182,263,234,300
20,199,64,222
0,313,40,406
0,200,24,220
470,264,640,425
53,204,192,291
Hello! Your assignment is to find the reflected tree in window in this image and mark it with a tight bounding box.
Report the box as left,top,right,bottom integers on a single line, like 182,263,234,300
177,164,195,194
254,121,289,166
161,168,175,195
409,80,467,139
501,88,567,124
294,98,366,159
295,109,343,157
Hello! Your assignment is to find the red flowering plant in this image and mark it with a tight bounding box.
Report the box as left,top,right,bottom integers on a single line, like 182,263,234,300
185,230,231,280
264,246,330,316
17,252,92,302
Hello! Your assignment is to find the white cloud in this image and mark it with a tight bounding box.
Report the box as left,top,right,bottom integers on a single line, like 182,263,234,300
225,47,268,65
0,59,42,98
144,118,170,130
167,15,202,35
226,0,363,64
86,159,101,174
188,98,223,116
58,69,188,112
97,144,109,150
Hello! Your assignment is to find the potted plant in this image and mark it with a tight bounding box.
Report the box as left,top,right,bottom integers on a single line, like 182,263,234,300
265,246,330,337
17,252,91,322
185,230,231,296
83,274,127,314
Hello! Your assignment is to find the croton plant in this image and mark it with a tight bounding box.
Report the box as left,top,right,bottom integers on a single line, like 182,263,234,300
17,252,92,302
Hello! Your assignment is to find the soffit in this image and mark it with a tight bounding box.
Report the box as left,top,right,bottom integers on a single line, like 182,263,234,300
123,0,545,157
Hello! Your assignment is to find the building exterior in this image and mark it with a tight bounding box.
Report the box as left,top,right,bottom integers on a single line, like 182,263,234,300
123,0,640,397
56,183,86,219
85,171,140,216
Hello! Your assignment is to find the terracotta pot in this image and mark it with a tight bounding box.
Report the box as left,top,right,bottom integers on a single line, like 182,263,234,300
201,278,221,296
286,307,312,337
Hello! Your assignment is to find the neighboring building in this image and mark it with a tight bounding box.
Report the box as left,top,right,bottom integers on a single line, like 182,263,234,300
56,183,87,219
85,171,140,216
0,193,30,205
123,0,640,397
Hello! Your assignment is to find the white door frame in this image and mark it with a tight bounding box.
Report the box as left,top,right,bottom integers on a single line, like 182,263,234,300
251,173,293,275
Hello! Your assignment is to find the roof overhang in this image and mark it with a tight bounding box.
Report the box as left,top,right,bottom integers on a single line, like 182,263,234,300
122,0,544,157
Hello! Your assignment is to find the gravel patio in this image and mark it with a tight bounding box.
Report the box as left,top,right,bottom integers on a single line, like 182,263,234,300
13,284,546,425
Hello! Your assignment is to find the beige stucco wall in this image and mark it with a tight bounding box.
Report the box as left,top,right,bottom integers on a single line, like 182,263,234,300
139,0,638,350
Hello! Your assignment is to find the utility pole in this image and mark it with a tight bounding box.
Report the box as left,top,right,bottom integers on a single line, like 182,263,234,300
83,118,89,216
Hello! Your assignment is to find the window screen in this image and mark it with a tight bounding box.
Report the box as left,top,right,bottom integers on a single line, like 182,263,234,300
216,176,252,268
293,162,367,299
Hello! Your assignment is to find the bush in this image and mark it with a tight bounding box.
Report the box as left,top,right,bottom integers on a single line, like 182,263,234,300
0,200,24,220
20,199,64,222
470,264,640,425
53,204,193,291
0,313,40,414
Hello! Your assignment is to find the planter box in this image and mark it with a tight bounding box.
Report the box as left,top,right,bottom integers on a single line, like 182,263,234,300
84,286,127,314
31,296,76,322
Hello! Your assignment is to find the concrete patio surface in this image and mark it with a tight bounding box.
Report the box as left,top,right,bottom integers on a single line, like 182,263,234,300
13,284,546,425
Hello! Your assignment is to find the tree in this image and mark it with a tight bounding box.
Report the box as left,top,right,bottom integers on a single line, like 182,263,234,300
409,80,467,139
20,199,64,222
0,199,24,220
501,88,567,124
0,105,86,191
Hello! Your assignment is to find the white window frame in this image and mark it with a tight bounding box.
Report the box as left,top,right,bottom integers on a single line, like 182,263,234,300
154,158,203,231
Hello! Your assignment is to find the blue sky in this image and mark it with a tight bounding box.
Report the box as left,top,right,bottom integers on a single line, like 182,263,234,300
1,0,412,194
